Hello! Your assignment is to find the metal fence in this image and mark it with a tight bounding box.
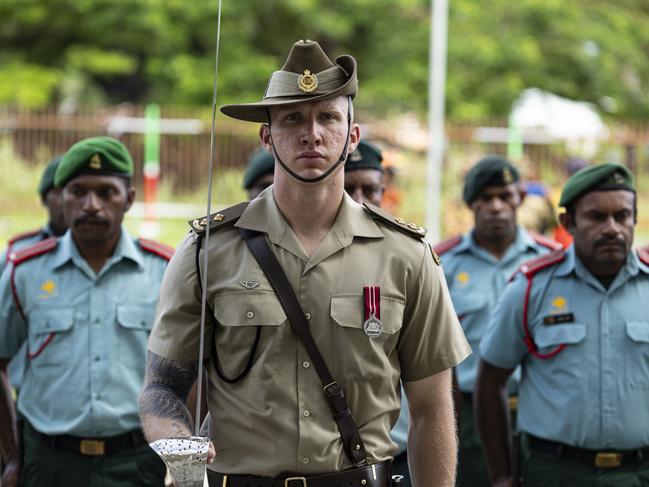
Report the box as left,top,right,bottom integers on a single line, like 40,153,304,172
0,105,260,193
2,105,649,194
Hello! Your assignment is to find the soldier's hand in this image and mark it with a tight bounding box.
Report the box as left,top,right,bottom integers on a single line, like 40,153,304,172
492,477,513,487
207,441,216,464
1,456,21,487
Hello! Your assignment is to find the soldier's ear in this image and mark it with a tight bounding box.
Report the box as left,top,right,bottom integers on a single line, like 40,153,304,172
259,124,273,151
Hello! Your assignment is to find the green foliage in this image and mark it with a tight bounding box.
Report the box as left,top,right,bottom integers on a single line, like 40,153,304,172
1,0,649,119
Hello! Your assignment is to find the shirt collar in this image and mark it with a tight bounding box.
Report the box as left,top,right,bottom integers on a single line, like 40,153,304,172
464,226,535,263
51,227,143,271
236,189,384,241
557,244,646,282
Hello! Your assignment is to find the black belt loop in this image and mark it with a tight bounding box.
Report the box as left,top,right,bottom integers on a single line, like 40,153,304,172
238,228,368,468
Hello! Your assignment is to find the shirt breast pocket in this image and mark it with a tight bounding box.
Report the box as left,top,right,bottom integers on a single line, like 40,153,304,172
330,294,404,380
451,293,488,342
625,321,649,389
533,323,587,387
27,308,75,368
212,291,286,379
116,304,156,367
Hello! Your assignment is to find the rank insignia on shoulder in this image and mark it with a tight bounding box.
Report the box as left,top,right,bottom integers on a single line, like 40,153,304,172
362,203,427,239
543,313,575,325
188,202,249,236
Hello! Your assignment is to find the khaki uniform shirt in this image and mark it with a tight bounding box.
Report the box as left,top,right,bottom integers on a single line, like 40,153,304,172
148,189,470,476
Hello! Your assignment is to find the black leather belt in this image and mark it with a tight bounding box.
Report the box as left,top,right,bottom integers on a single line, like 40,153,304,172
28,422,147,456
207,461,392,487
528,435,649,469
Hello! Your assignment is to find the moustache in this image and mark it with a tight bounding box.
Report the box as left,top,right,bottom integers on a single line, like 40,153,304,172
593,237,626,249
74,216,109,227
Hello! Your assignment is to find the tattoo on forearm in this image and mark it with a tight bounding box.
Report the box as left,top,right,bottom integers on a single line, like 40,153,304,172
139,352,199,436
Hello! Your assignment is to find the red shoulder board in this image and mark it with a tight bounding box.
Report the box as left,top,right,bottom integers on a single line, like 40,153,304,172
139,238,174,261
518,249,566,279
638,247,649,266
530,232,563,251
9,237,57,266
433,235,462,256
7,228,41,247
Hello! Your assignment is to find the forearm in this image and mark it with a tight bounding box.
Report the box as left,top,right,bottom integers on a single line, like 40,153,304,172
139,352,198,442
474,362,513,483
405,370,457,487
408,407,457,487
0,362,19,463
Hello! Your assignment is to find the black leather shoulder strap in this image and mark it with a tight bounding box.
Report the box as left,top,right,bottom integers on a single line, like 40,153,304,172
238,227,368,468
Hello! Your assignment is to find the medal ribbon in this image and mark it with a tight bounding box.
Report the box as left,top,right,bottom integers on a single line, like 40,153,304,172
363,286,381,320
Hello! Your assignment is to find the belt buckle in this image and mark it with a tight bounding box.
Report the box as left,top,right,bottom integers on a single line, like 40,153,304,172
595,452,621,468
284,476,307,487
80,439,106,456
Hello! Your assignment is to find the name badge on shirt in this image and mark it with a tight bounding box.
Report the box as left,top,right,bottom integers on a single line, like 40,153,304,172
363,286,383,338
543,313,575,325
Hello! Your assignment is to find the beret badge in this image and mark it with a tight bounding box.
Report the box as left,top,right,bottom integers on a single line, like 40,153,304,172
503,167,514,184
298,69,318,93
89,154,102,170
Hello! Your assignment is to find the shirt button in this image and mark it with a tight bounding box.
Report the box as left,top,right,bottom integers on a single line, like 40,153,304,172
303,410,310,417
246,311,254,319
302,361,310,369
94,356,101,362
305,313,311,320
302,457,310,465
94,393,101,400
94,318,100,324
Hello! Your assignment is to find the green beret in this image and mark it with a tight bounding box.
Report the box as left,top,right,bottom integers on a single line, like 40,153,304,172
38,155,63,198
243,150,275,190
559,163,634,208
463,155,520,204
55,136,133,187
345,140,383,173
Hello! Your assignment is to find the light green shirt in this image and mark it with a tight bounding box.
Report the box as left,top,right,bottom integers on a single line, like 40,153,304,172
0,228,168,437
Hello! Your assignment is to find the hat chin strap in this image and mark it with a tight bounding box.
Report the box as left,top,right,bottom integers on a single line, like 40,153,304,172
266,96,352,184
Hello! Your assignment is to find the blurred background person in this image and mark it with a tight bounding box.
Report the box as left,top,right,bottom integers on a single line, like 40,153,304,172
243,149,275,200
344,140,385,207
434,155,560,487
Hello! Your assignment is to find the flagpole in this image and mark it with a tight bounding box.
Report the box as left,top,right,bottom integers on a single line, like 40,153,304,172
425,0,449,243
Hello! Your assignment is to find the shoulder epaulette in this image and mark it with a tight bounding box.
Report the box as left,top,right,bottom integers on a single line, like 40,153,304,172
7,228,42,247
362,203,426,240
9,237,57,266
189,202,249,236
433,235,462,256
517,248,566,279
638,247,649,266
530,232,563,251
139,238,174,261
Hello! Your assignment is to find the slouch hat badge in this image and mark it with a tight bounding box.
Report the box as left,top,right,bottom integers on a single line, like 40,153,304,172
298,69,318,93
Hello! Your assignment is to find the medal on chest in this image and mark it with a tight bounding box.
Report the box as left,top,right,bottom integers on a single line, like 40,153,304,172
363,286,383,338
